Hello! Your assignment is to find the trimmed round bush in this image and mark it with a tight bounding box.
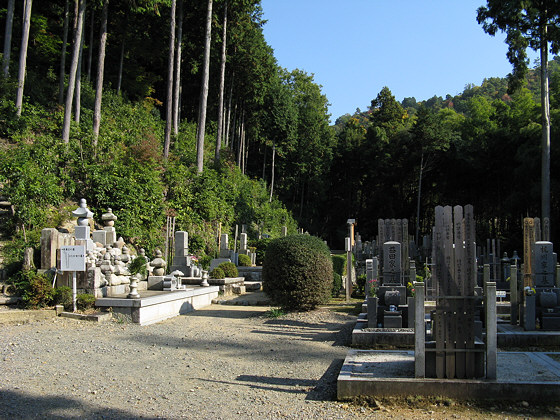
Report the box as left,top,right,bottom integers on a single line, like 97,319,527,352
262,234,333,311
218,261,238,277
210,267,225,279
237,254,252,267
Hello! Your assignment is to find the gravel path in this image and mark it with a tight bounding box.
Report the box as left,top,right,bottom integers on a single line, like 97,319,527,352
1,304,560,420
0,305,364,419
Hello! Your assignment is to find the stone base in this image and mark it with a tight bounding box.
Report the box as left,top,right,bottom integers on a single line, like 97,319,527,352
237,266,263,282
337,349,560,401
95,287,219,325
147,276,165,290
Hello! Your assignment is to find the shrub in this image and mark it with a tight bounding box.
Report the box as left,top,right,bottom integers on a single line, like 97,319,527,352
262,235,332,311
218,261,238,277
356,274,367,296
52,286,73,310
332,272,342,297
210,267,225,279
237,254,252,267
198,255,212,269
15,270,54,309
251,238,270,266
76,294,96,311
332,254,346,276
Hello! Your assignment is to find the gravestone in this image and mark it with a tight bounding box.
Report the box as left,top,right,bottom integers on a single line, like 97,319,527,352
219,234,230,258
426,205,486,379
383,241,401,285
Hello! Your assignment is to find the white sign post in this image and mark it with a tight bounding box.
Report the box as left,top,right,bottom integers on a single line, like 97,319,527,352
60,245,86,312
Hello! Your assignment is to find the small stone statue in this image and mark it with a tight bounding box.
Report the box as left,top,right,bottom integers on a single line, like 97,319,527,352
150,250,166,276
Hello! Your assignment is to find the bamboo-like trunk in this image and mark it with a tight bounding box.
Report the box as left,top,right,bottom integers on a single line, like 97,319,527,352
215,0,228,161
116,38,124,94
540,26,551,224
62,0,86,141
74,10,85,123
16,0,33,117
196,0,213,172
86,7,94,81
58,0,69,103
172,0,183,135
92,0,108,150
163,0,177,159
2,0,15,77
269,144,276,202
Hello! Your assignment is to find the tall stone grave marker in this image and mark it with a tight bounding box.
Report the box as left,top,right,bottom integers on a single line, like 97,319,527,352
430,204,480,379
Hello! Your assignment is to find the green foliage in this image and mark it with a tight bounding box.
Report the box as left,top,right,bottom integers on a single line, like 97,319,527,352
14,270,54,309
262,234,332,311
356,274,367,296
265,307,286,318
210,267,225,279
52,286,73,311
237,253,252,267
128,256,148,277
332,254,347,276
332,272,342,298
218,261,238,278
198,255,212,270
76,294,96,311
250,238,271,266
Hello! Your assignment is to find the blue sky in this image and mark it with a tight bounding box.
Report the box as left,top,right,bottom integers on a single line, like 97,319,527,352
261,0,540,122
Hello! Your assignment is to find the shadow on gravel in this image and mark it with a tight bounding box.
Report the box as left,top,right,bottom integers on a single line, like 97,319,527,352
253,319,354,347
305,358,344,401
0,389,157,419
185,307,267,319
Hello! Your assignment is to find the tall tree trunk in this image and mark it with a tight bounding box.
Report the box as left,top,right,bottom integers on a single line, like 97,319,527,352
62,0,86,142
86,7,94,81
541,30,551,228
215,0,228,162
3,0,15,77
262,143,267,180
15,0,33,117
163,0,176,159
74,10,85,123
116,38,124,94
225,74,234,147
92,0,108,151
415,151,424,245
195,0,213,172
269,144,276,202
172,0,183,136
58,0,69,103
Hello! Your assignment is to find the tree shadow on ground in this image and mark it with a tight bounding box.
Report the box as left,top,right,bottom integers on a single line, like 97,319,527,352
192,358,344,401
254,318,355,347
0,389,157,419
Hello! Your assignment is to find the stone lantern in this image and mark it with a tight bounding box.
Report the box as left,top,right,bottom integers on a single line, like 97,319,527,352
72,198,94,250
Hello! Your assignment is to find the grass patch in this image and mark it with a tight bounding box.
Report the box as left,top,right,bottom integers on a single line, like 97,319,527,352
322,296,363,315
265,307,286,318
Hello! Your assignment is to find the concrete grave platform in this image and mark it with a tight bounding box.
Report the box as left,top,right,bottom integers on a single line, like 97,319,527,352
498,323,560,347
352,313,414,347
338,349,560,401
95,287,219,325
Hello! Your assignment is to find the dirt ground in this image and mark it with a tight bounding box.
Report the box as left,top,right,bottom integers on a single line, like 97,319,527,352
0,300,559,419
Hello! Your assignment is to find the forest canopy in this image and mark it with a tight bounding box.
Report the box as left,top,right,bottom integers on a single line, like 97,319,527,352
0,0,558,259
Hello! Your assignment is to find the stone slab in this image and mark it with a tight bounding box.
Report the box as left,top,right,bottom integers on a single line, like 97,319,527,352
95,287,219,325
59,311,112,323
337,349,560,401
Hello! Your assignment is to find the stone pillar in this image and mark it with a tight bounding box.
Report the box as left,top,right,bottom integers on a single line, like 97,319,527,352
485,281,497,380
219,234,230,258
345,237,352,302
41,228,59,270
510,265,518,325
414,281,425,378
239,233,248,254
524,295,536,331
367,297,378,328
281,226,287,237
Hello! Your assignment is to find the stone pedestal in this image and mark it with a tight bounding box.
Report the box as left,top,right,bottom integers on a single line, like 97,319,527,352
367,297,378,328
